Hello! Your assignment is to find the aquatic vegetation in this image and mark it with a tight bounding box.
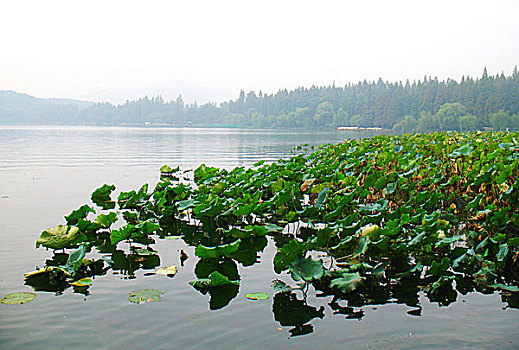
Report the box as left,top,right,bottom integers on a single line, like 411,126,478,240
21,131,519,320
154,266,178,277
128,289,163,304
35,225,83,250
1,292,36,304
245,292,269,300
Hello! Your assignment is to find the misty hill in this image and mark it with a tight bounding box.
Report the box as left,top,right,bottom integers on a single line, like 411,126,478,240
0,90,93,124
1,67,518,131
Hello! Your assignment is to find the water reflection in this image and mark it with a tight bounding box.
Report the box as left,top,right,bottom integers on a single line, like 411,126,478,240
273,292,325,337
23,216,519,340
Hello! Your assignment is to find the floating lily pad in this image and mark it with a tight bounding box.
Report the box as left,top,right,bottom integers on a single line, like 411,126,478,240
155,265,178,277
69,278,92,287
128,289,163,304
246,292,269,300
1,292,36,304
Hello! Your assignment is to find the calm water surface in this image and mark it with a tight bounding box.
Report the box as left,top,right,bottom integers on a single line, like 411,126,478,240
0,126,517,349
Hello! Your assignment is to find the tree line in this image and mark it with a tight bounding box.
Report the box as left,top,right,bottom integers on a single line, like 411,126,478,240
2,67,518,131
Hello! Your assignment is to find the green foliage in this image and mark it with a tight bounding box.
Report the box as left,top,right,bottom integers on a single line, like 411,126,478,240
289,257,324,282
195,240,241,259
94,212,117,229
1,292,36,304
36,225,83,249
91,184,116,209
30,131,519,312
128,289,163,304
189,271,240,289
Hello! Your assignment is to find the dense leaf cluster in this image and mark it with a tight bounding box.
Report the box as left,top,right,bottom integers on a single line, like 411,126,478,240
29,132,519,311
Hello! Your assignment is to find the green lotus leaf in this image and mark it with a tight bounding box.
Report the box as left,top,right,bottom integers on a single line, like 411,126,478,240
271,279,295,293
135,220,160,236
110,225,135,245
91,184,116,210
177,199,197,211
36,225,81,249
353,236,370,257
449,144,473,158
330,272,365,293
195,239,241,259
94,212,117,229
128,289,164,304
160,165,174,174
189,271,240,289
314,187,329,207
289,256,324,282
488,283,519,292
245,292,269,300
274,239,306,274
65,205,95,225
1,292,36,304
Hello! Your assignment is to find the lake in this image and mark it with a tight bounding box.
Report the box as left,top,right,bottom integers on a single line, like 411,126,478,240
0,125,517,349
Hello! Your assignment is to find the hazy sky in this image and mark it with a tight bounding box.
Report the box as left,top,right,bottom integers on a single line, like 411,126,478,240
1,0,518,104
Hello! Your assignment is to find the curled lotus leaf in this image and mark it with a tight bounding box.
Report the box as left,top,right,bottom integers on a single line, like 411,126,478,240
155,265,178,277
128,289,164,304
36,225,81,249
245,292,269,300
24,266,71,279
1,292,36,304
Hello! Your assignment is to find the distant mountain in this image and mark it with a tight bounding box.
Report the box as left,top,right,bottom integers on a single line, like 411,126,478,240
0,91,93,124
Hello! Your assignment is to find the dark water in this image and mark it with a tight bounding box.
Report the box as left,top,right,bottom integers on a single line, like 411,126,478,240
0,125,517,349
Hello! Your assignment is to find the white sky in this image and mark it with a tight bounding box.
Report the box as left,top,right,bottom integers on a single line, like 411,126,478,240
1,0,518,104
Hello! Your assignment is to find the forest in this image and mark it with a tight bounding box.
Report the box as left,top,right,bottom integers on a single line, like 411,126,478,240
1,67,518,131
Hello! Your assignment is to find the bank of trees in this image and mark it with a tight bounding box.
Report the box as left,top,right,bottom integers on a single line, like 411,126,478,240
2,67,518,131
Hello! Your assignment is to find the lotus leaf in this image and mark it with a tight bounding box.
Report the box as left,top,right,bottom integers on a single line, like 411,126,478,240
94,212,117,229
128,289,163,304
195,239,241,259
65,205,95,225
1,292,36,304
330,272,365,293
272,279,298,293
110,225,135,245
274,239,306,273
189,271,240,289
36,225,81,249
69,278,92,287
245,292,269,300
24,266,71,278
289,257,324,282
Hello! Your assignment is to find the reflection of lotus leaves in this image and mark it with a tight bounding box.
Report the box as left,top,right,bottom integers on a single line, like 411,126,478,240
273,292,324,326
36,225,80,249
